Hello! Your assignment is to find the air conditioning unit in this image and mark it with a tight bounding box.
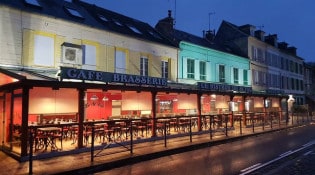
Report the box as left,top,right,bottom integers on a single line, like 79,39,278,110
61,43,82,65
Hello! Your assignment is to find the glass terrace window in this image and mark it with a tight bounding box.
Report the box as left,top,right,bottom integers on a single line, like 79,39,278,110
219,65,225,83
199,61,206,80
187,59,195,79
140,57,148,76
161,61,168,79
233,68,239,84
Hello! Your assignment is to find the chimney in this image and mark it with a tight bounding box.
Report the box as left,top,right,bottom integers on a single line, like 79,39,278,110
168,10,172,18
286,46,297,56
155,10,174,36
254,30,265,41
239,24,256,36
203,30,215,41
265,34,278,47
278,42,288,50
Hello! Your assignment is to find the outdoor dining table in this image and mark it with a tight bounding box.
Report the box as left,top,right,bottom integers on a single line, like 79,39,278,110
37,127,62,150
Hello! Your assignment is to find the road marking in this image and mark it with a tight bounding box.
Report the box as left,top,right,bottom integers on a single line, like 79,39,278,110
303,142,314,147
279,150,292,157
240,139,315,175
240,163,261,172
303,151,313,156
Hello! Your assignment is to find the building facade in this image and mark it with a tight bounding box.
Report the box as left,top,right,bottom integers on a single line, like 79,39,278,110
0,0,289,161
215,21,305,112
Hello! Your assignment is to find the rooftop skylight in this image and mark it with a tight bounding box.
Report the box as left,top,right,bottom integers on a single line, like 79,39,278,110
24,0,41,7
128,25,142,34
112,19,123,26
98,14,109,22
64,6,84,18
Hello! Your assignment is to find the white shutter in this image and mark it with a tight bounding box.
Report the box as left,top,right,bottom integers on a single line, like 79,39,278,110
206,61,211,81
183,57,187,79
34,35,54,66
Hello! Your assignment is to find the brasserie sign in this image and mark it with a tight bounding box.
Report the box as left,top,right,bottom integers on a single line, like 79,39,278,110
198,82,252,93
60,67,167,86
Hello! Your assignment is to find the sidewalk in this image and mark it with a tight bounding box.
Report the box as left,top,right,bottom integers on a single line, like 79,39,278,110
0,123,305,175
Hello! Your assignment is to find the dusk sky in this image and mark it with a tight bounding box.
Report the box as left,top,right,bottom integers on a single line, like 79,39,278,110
83,0,315,62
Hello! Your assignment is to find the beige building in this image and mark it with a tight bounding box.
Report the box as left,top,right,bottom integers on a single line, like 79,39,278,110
0,1,178,80
215,21,305,109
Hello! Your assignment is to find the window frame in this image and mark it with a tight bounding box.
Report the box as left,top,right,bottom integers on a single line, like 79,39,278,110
233,68,239,84
140,57,148,76
199,61,206,81
115,50,127,74
219,65,225,83
161,60,169,79
243,69,248,85
187,59,195,79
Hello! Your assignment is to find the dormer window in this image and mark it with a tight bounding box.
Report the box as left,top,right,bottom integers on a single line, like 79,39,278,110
24,0,41,8
64,6,84,18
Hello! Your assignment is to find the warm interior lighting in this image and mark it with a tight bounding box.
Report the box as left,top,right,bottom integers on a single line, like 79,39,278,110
288,95,295,102
102,96,109,101
90,94,99,101
210,94,216,101
85,94,104,108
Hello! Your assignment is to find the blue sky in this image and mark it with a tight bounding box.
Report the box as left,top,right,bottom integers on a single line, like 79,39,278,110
83,0,315,62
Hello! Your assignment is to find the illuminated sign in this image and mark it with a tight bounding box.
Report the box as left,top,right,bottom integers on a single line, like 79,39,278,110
197,82,252,93
60,67,167,86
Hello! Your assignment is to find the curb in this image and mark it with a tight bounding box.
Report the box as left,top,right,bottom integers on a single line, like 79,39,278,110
55,125,299,175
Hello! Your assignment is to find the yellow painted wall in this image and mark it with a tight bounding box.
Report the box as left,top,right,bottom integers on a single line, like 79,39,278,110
22,29,32,66
2,7,178,81
55,35,65,67
97,44,106,71
129,51,140,75
22,29,57,68
106,45,115,72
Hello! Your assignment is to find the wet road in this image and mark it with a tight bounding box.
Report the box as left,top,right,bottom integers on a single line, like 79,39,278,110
94,125,315,175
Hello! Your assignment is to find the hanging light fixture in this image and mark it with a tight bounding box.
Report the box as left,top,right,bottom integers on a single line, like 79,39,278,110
102,96,109,101
85,94,105,108
90,94,99,101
